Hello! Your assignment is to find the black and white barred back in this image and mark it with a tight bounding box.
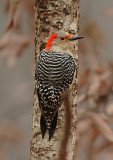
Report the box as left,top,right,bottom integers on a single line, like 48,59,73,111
35,49,75,140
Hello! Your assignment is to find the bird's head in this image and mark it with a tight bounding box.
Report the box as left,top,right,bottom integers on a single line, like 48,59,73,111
45,30,84,53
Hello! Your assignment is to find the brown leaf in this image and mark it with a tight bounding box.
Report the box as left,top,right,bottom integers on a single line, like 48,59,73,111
23,0,34,17
95,65,106,74
78,69,90,89
77,94,87,103
103,8,113,17
76,119,92,136
97,68,112,96
98,80,110,95
0,122,22,143
88,74,100,97
106,103,113,116
99,151,113,160
6,0,20,31
4,0,10,12
94,141,110,153
88,112,113,142
0,31,30,68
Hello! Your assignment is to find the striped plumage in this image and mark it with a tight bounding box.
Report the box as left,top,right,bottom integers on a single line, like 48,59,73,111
35,49,75,140
35,30,84,140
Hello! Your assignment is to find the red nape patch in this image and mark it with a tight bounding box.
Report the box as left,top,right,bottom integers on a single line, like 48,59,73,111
67,34,72,39
45,34,57,50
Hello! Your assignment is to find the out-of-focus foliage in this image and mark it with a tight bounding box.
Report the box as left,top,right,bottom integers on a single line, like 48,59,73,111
103,7,113,17
75,22,113,160
0,121,22,159
0,0,34,68
0,0,34,159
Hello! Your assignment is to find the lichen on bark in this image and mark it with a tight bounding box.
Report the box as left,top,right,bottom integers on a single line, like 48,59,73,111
30,0,80,159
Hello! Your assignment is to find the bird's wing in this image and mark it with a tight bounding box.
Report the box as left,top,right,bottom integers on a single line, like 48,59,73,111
36,50,75,89
35,49,75,119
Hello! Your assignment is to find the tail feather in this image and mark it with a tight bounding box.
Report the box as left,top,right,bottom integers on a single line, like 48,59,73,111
40,115,47,139
40,112,58,140
49,111,58,141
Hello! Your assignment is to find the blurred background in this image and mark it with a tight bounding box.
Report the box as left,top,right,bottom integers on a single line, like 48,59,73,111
0,0,113,160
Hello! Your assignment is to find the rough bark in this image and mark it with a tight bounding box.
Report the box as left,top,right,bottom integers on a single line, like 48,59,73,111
30,0,80,159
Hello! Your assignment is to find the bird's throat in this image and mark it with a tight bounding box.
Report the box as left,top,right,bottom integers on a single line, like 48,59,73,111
50,45,72,55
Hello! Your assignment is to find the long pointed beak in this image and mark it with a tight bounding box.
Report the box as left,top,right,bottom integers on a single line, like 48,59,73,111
69,36,84,41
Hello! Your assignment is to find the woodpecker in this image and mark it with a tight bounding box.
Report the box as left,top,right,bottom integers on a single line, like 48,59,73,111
35,30,84,140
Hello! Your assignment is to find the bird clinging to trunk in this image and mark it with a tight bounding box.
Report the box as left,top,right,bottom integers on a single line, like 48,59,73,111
35,30,84,140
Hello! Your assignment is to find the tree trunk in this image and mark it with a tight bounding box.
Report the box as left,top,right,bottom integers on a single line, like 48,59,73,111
30,0,80,159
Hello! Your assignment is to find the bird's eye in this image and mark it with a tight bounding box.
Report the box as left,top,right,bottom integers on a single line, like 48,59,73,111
60,37,65,40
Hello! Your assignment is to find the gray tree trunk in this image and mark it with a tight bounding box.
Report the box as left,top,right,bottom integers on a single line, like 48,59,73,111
30,0,80,159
